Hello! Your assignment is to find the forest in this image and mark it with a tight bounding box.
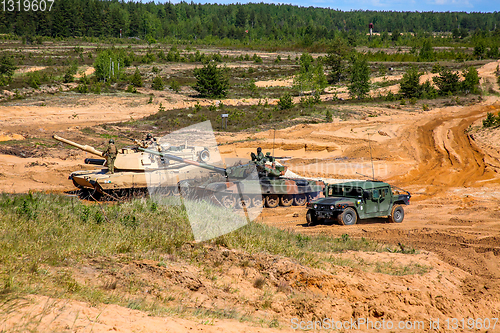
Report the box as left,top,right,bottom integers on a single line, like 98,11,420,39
1,0,500,49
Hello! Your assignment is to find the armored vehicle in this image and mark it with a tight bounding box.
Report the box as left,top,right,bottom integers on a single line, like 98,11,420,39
306,180,410,226
140,147,324,209
53,135,214,200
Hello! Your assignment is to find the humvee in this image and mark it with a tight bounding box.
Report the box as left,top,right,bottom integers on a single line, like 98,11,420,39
305,180,411,226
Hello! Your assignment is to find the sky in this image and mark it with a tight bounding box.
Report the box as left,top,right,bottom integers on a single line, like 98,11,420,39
166,0,497,13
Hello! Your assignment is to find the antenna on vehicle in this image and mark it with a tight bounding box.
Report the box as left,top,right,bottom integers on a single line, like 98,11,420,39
367,132,375,180
272,128,276,159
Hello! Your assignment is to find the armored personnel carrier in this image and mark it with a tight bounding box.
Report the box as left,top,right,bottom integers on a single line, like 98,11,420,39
53,135,215,200
140,147,325,208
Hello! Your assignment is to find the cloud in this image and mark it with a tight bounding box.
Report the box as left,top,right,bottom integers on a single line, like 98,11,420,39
429,0,472,7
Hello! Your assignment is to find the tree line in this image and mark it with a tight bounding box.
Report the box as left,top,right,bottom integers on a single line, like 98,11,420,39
1,0,500,45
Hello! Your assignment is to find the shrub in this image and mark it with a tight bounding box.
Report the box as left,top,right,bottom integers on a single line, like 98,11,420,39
169,79,181,93
63,70,74,83
130,68,143,87
151,76,164,90
483,112,500,128
461,66,480,94
26,71,42,89
193,63,229,98
252,54,263,63
385,91,396,101
325,109,332,122
422,104,429,111
399,66,423,98
433,68,460,95
125,85,137,93
76,83,89,94
0,54,17,84
278,93,294,110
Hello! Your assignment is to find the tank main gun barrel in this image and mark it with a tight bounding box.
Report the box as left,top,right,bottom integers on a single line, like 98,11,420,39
53,135,104,157
139,147,227,175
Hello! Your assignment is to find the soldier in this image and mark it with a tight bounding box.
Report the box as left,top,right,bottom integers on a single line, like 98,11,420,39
256,147,265,163
134,133,156,148
104,139,118,174
143,133,155,147
265,152,275,163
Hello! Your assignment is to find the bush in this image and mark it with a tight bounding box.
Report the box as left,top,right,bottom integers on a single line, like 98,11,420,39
483,112,500,128
399,66,423,98
151,76,164,90
193,63,229,98
325,109,332,122
0,54,17,84
63,70,74,83
385,91,396,101
252,54,263,63
433,68,460,95
130,68,143,87
77,83,89,94
278,93,294,110
422,104,429,111
169,79,180,93
26,71,42,89
126,85,138,93
461,66,480,94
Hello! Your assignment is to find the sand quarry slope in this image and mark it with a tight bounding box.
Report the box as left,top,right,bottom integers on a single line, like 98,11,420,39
1,61,500,332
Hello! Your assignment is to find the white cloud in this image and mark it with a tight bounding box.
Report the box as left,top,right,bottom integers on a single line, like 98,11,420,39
429,0,472,7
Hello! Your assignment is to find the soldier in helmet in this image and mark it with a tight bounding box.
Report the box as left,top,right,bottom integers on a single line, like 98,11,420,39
134,133,156,148
104,139,118,174
256,147,265,162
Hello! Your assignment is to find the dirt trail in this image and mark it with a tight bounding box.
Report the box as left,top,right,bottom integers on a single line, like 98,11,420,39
392,103,500,192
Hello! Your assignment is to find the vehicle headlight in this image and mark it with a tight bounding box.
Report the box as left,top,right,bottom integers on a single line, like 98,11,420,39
330,205,334,210
313,204,317,209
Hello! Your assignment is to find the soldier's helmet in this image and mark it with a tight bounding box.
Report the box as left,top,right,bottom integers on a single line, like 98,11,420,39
257,147,262,153
146,133,153,140
109,139,115,144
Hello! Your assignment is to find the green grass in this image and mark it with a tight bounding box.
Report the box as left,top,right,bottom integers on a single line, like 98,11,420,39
0,193,428,325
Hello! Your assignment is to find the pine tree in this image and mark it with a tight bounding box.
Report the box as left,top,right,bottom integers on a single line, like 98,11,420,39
193,63,229,98
348,54,370,99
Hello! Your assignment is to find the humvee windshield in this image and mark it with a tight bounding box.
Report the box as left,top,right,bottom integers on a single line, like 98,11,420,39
327,185,363,198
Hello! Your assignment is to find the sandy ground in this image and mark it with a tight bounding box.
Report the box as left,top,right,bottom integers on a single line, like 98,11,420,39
1,60,500,332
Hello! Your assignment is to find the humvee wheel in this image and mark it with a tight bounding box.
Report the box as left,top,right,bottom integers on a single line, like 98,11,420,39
236,195,251,209
293,194,307,206
389,205,404,223
265,195,279,208
306,209,318,226
252,196,264,208
338,207,357,226
280,194,293,207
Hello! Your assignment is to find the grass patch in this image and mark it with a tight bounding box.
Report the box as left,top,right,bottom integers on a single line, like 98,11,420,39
0,193,428,324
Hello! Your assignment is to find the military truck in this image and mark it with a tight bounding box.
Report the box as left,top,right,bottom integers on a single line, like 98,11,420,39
305,180,411,226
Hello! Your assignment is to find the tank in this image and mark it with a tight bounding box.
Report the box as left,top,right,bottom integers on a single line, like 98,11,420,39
53,135,216,200
139,147,325,209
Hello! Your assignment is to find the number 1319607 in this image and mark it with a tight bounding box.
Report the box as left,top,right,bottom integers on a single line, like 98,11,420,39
2,0,54,11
